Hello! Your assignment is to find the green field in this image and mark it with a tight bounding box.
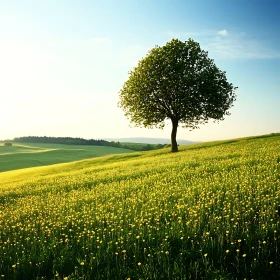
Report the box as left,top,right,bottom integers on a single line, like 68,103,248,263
0,142,133,173
0,134,280,279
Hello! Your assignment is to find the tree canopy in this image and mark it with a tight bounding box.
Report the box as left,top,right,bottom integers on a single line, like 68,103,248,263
118,38,237,152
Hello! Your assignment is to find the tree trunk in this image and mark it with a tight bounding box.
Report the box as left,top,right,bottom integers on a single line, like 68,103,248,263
171,119,178,152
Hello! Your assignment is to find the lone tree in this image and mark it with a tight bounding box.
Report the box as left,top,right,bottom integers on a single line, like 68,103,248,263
118,39,237,152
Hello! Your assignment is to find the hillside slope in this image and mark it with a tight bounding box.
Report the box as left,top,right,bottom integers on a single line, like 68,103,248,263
0,133,280,279
0,142,133,172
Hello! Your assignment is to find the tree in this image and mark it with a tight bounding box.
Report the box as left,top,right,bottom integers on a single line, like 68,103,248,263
4,142,12,146
118,39,237,152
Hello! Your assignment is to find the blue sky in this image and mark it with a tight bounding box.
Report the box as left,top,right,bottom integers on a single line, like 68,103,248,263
0,0,279,141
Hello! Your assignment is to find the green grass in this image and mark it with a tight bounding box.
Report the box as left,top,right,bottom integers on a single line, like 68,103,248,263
0,134,280,279
0,142,133,172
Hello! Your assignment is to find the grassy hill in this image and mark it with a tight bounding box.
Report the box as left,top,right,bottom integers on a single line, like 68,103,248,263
0,134,280,279
0,142,133,172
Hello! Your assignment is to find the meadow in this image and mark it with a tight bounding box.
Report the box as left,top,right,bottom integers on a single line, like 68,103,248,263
0,143,133,173
0,134,280,279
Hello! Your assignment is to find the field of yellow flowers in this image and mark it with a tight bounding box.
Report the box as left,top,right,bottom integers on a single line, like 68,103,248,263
0,134,280,279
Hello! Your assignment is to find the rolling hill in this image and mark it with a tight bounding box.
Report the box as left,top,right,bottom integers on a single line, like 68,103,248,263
0,133,279,279
0,142,133,172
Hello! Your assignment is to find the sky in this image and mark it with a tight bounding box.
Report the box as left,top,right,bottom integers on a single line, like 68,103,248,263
0,0,279,142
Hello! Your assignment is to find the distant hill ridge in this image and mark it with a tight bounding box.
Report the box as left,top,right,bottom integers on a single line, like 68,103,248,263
9,136,169,152
104,137,196,145
9,136,196,148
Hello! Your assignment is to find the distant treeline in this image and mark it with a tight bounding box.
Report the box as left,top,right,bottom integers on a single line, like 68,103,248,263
13,136,166,151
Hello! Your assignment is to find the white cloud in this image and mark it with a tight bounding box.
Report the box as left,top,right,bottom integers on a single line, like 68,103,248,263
217,29,228,36
204,34,280,59
164,29,280,59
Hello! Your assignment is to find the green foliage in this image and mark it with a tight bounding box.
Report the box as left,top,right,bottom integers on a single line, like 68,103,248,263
13,136,165,152
0,134,280,279
109,142,166,151
3,142,12,146
119,38,237,151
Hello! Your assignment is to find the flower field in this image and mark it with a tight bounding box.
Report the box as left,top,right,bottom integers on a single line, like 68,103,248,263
0,134,280,279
